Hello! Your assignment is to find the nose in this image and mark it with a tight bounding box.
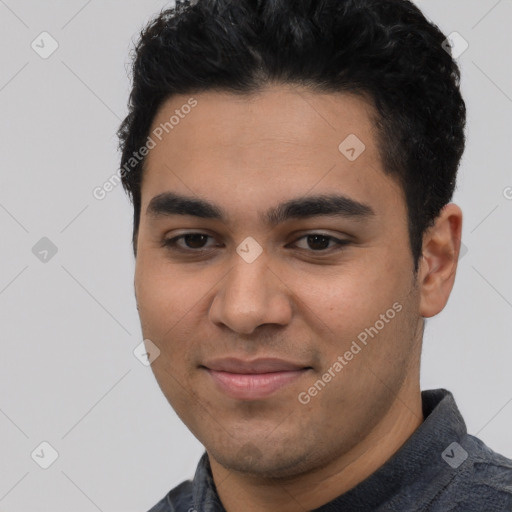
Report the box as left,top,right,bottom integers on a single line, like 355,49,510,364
208,252,293,335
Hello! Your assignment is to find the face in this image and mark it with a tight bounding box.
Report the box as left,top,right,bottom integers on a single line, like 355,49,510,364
134,85,425,479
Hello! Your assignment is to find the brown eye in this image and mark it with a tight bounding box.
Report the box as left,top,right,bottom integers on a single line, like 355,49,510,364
162,233,217,251
180,234,210,249
293,233,350,252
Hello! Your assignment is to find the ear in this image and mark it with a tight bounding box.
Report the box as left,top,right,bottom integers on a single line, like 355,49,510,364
418,203,463,318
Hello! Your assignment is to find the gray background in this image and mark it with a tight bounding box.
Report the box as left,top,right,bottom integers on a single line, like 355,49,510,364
0,1,511,510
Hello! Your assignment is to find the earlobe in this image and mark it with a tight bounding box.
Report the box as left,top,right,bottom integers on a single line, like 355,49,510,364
418,203,463,318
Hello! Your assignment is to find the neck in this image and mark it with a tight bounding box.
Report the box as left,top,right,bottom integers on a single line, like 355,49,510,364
209,380,424,512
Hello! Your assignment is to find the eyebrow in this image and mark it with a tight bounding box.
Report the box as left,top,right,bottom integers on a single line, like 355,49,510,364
146,191,376,227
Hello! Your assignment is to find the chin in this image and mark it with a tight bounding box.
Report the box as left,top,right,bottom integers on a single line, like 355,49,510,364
209,442,318,480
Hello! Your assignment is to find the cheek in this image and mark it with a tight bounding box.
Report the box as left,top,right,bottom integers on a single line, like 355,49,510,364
134,257,198,331
293,267,389,330
293,265,413,366
134,258,216,379
135,261,200,408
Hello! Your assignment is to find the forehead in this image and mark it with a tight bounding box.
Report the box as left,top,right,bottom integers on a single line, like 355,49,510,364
140,85,404,224
147,85,379,158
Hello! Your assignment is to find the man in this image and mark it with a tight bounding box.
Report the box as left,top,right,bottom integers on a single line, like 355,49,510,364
117,0,512,510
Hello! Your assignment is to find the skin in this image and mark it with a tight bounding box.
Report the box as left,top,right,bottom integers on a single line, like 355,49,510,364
133,84,463,512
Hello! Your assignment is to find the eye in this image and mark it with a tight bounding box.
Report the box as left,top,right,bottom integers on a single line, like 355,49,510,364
161,233,219,251
291,233,350,252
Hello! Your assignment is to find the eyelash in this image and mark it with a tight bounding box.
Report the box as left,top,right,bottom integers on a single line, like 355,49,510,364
161,232,350,254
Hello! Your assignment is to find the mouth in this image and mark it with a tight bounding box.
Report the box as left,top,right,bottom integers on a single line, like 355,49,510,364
201,357,313,400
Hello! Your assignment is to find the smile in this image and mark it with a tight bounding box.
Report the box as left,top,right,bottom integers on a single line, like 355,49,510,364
205,368,309,400
202,357,312,400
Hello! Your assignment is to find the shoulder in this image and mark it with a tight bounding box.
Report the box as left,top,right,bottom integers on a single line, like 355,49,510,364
464,435,512,500
428,434,512,512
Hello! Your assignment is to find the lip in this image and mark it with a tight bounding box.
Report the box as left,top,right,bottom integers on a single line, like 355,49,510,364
203,357,308,373
202,358,311,400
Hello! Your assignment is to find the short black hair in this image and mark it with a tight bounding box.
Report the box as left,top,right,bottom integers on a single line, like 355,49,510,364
117,0,466,273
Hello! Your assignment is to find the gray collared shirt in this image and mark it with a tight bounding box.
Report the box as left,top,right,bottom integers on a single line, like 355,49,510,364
147,389,512,511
